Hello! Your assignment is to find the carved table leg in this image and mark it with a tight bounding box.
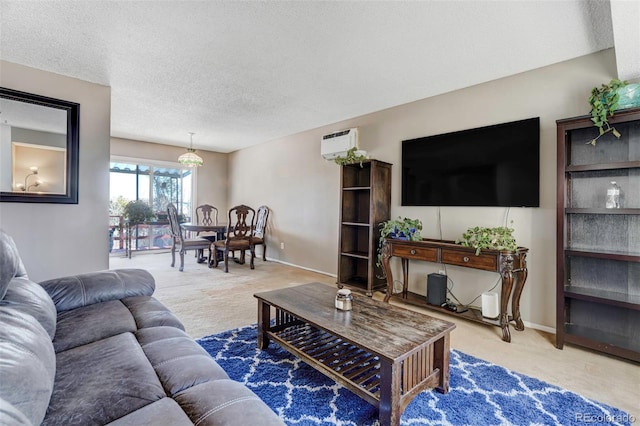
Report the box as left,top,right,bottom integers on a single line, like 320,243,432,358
401,258,409,298
382,241,393,302
511,267,528,331
500,269,514,343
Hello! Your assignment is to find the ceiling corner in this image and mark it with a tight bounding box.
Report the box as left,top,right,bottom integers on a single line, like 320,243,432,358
610,0,640,82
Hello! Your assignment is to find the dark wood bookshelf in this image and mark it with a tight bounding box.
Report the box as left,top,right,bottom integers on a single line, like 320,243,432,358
564,286,640,310
566,160,640,172
337,160,391,296
566,208,640,214
556,107,640,363
564,248,640,262
563,325,640,362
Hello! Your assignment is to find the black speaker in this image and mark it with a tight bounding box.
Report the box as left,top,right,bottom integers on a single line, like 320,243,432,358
427,273,447,306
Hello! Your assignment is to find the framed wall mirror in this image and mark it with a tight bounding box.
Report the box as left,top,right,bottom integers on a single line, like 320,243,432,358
0,88,79,203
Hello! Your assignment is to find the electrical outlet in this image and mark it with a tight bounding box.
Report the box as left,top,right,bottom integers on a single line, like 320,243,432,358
439,270,446,276
280,242,285,250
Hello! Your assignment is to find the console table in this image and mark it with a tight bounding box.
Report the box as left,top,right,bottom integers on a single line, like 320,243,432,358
380,238,528,342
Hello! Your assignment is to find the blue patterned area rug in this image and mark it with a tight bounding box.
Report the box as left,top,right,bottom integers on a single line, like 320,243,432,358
197,324,632,426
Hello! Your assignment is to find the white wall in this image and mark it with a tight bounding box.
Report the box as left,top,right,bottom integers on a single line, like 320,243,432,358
229,49,620,329
229,134,339,274
0,60,111,282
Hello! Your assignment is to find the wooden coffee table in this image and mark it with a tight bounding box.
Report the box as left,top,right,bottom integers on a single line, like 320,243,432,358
254,282,456,426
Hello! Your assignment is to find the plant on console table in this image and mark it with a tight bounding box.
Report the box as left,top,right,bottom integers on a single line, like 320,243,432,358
456,226,517,256
376,217,423,272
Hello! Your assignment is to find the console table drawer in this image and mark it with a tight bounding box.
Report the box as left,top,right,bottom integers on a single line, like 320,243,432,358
440,249,497,271
392,245,438,261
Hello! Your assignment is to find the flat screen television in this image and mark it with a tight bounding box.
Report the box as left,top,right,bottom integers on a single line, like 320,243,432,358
402,117,540,207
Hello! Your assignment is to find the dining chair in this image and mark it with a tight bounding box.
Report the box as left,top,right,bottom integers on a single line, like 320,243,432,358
194,203,219,259
195,204,218,228
167,203,211,271
211,204,256,273
251,205,270,261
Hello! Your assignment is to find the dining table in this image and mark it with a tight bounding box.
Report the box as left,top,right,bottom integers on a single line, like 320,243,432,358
180,222,228,239
180,222,228,264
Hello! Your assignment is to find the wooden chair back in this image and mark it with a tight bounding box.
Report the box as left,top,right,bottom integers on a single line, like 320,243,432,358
226,204,255,243
195,204,218,226
167,203,183,242
167,203,211,271
253,205,269,238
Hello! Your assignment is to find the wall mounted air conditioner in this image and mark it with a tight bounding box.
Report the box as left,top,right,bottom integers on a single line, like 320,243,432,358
321,128,360,160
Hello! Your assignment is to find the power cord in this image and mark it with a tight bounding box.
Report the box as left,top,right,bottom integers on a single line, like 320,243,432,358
504,207,511,228
392,279,405,294
441,206,513,310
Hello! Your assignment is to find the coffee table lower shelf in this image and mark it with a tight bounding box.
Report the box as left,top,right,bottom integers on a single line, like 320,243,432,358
260,309,446,426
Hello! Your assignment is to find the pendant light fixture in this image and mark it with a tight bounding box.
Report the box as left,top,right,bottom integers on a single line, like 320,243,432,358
178,132,204,167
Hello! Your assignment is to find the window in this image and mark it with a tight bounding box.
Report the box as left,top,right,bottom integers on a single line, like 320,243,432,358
109,160,193,252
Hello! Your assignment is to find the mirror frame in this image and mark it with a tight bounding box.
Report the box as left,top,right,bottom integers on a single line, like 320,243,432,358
0,87,80,204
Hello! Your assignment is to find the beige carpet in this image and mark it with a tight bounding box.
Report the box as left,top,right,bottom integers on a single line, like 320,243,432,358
110,251,639,420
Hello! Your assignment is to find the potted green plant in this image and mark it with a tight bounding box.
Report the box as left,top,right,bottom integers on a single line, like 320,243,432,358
376,216,423,272
587,79,628,146
123,200,155,226
334,147,369,167
456,226,517,255
379,216,423,241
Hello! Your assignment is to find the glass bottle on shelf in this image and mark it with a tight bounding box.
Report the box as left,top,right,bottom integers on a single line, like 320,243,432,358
605,181,621,209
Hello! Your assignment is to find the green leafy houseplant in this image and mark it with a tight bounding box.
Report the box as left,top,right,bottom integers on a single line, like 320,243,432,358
376,217,423,271
123,200,155,225
379,216,423,241
334,147,368,167
587,79,628,146
456,226,517,255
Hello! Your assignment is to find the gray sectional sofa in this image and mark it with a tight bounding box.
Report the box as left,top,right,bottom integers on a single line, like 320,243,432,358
0,230,284,425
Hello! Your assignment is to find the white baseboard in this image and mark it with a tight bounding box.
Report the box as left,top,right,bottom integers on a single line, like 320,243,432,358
523,321,556,335
267,257,337,278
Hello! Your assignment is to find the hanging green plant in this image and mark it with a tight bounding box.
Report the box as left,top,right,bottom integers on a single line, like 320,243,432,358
456,226,517,255
334,147,368,167
587,79,628,146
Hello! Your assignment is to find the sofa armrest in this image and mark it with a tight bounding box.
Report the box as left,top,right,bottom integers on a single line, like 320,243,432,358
39,269,155,313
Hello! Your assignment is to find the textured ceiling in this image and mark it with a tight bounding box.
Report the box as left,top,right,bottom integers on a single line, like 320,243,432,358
1,1,637,153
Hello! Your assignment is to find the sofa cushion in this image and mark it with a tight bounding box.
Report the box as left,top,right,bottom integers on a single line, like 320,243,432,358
0,397,32,426
106,397,193,426
122,296,185,331
136,326,229,396
0,308,56,426
53,299,137,352
174,380,284,425
2,277,57,340
40,269,155,312
44,332,166,426
0,230,24,300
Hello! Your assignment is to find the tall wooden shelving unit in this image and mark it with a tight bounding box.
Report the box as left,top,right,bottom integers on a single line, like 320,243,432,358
556,107,640,362
337,160,391,296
